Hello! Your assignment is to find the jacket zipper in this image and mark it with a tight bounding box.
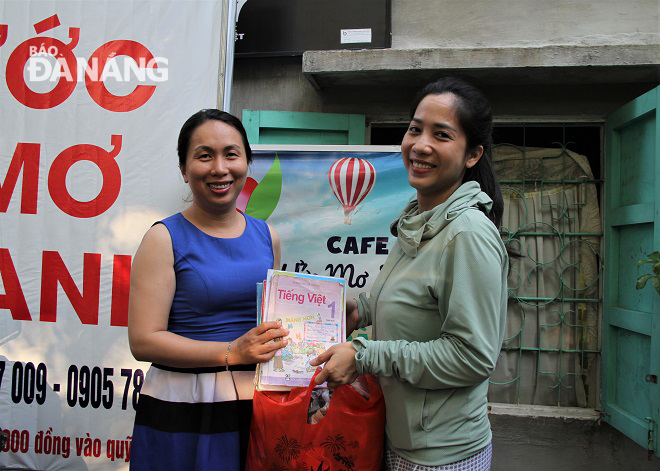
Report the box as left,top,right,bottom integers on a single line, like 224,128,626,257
370,249,406,339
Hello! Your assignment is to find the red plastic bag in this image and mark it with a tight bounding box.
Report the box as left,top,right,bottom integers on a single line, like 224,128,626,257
247,371,385,471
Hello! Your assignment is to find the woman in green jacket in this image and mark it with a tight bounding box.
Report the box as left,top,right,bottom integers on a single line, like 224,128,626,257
311,77,508,470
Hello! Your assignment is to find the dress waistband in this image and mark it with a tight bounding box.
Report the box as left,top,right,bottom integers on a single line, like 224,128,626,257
151,363,257,374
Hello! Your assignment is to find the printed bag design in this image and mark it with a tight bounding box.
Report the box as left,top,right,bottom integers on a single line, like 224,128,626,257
247,372,385,471
271,433,360,470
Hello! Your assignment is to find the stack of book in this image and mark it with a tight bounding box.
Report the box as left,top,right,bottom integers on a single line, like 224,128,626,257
255,269,346,390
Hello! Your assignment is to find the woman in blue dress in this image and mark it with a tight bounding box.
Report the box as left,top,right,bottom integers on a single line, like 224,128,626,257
128,109,289,470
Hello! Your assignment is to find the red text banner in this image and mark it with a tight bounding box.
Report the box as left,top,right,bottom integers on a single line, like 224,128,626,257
0,1,224,469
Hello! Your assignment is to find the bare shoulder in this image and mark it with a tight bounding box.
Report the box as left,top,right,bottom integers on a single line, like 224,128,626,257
266,223,280,243
133,223,173,267
266,223,281,269
142,222,172,245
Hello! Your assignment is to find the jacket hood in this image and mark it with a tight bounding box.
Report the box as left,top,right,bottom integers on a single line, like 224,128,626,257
391,181,493,257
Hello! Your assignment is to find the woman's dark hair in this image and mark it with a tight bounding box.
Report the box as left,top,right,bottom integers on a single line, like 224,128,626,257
409,77,504,228
177,109,253,168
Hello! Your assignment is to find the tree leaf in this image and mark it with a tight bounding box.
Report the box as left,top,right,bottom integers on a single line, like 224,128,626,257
246,154,282,220
652,276,660,295
653,262,660,275
636,274,652,290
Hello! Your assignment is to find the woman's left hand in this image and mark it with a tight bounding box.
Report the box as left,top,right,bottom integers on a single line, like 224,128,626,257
309,341,358,389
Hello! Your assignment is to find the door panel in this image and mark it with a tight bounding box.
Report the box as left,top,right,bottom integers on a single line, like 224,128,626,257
618,224,654,311
619,117,656,206
603,86,659,456
242,110,365,145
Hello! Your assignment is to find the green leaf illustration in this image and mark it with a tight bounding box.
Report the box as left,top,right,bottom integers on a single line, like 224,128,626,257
246,154,282,220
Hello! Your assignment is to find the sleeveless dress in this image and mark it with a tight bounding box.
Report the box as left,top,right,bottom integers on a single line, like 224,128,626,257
130,212,274,471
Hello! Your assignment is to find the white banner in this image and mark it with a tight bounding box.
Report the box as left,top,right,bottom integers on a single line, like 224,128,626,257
0,1,223,469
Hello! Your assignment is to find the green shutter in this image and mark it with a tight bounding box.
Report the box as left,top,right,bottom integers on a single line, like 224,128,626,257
603,86,660,457
242,110,365,145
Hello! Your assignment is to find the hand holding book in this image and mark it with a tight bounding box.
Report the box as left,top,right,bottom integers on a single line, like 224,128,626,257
309,341,358,389
256,269,347,390
231,321,289,365
346,298,359,335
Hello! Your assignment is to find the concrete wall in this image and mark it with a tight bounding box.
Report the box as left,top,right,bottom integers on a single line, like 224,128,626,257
491,414,660,470
392,0,659,49
232,0,658,121
232,56,655,123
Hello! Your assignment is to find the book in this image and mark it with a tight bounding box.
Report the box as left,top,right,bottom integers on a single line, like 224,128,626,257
256,269,346,390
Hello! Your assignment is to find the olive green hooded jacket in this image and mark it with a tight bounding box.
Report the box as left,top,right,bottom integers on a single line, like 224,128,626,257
353,181,508,466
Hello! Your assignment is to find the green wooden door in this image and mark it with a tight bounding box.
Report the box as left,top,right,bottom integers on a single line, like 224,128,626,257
242,110,365,145
603,86,659,457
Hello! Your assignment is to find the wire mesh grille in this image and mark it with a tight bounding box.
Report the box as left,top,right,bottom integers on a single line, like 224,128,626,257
488,129,603,407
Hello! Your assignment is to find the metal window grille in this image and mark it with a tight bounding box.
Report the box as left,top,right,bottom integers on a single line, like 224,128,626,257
488,124,603,407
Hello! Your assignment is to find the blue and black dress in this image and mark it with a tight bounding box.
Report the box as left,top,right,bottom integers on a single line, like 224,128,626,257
130,212,273,470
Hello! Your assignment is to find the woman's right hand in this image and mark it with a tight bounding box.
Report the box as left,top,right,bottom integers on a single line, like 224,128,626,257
346,298,359,335
232,321,289,365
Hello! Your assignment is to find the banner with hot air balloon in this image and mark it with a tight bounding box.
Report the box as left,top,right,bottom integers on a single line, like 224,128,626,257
241,146,411,340
328,157,377,225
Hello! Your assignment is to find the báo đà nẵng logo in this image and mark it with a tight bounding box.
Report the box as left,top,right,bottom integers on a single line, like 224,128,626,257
3,14,168,111
26,51,168,84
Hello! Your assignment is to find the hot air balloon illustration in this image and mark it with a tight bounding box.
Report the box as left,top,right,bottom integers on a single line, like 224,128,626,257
328,157,376,224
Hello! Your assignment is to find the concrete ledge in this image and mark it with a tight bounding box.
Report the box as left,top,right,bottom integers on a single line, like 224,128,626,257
489,403,601,420
302,44,660,89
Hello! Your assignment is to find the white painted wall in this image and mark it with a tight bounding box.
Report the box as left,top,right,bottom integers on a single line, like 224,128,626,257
233,1,659,120
392,0,659,49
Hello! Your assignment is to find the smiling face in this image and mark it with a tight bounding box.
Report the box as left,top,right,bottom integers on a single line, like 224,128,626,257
401,93,483,212
180,119,248,214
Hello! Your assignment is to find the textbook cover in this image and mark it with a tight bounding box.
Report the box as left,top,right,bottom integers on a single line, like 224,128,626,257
256,269,346,390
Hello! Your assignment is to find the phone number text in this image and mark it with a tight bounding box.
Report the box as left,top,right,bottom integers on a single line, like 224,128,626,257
0,361,143,410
